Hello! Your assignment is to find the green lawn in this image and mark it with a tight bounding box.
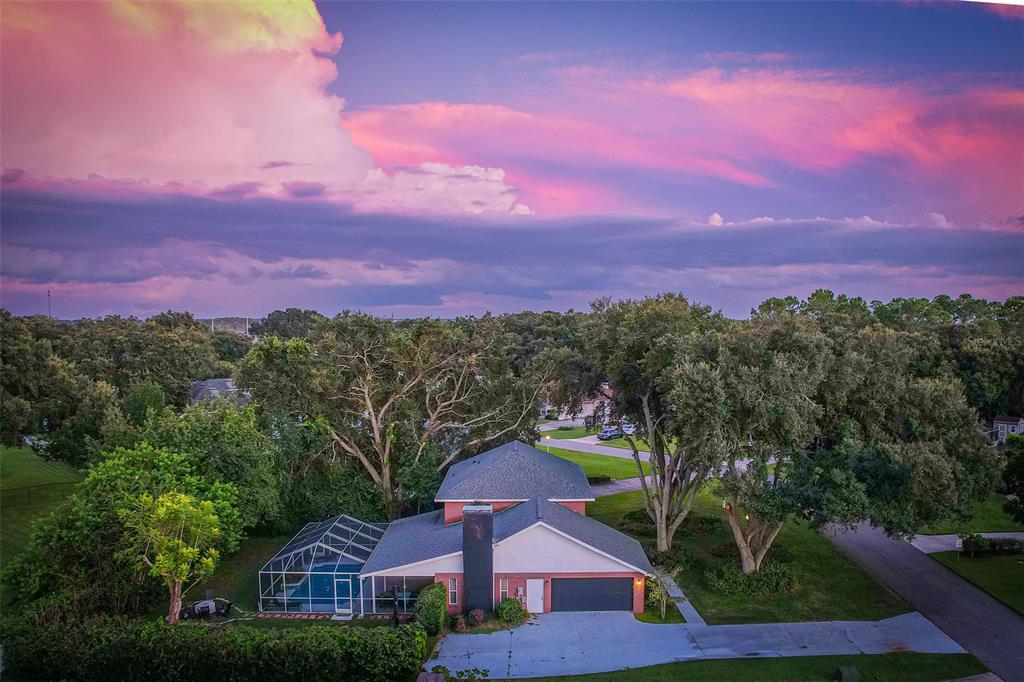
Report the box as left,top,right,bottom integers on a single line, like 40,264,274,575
1,446,83,565
931,551,1024,615
589,490,909,624
547,447,648,480
921,493,1021,535
518,653,986,682
191,533,294,611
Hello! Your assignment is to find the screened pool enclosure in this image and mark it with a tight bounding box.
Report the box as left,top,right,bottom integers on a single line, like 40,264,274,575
258,514,435,616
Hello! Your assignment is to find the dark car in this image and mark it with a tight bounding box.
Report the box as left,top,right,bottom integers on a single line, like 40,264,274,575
597,427,624,441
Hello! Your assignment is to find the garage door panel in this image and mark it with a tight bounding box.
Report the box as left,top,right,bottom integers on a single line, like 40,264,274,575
550,577,632,611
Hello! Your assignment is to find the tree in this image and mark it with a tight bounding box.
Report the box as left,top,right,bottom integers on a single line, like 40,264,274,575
250,308,326,339
670,316,829,572
239,313,552,519
3,444,239,616
42,315,227,406
584,294,725,551
1002,435,1024,525
137,402,278,529
123,379,167,426
119,491,222,625
210,329,252,362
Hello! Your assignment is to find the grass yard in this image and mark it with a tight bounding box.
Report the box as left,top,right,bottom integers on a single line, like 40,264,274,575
517,653,987,682
589,490,909,625
921,493,1021,535
190,533,295,611
1,446,83,565
931,551,1024,615
547,447,648,480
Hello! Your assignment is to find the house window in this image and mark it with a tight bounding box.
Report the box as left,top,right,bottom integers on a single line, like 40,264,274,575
499,578,509,601
448,578,458,605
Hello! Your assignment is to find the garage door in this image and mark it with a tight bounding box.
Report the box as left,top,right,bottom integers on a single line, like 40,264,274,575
550,577,632,611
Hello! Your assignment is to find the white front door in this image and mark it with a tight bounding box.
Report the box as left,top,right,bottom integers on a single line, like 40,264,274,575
526,579,545,613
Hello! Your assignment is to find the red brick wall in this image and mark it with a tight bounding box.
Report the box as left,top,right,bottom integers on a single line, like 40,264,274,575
492,571,644,614
434,573,463,615
556,500,587,515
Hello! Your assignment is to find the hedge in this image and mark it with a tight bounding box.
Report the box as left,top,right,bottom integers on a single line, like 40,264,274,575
0,617,426,682
415,581,448,635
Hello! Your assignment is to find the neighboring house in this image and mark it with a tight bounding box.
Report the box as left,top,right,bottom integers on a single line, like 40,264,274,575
188,378,251,406
258,441,653,617
540,383,615,423
993,416,1024,444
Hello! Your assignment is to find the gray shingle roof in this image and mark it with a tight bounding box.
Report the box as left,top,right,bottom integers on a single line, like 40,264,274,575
189,378,252,406
434,440,593,502
360,495,653,576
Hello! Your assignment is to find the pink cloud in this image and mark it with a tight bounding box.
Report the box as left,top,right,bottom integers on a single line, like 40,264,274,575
0,1,528,216
342,65,1023,224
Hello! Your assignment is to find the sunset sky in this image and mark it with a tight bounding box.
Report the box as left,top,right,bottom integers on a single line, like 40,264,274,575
1,0,1022,319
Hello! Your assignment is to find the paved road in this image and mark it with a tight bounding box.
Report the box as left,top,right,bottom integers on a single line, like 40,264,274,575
429,611,962,679
829,524,1024,682
911,532,1024,554
539,436,638,459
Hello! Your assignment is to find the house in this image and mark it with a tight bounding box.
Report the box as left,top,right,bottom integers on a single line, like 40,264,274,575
993,416,1024,444
188,378,252,406
258,440,653,617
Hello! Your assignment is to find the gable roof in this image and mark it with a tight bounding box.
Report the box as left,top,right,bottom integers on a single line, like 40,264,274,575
360,495,652,576
434,440,593,502
189,378,252,406
994,415,1022,424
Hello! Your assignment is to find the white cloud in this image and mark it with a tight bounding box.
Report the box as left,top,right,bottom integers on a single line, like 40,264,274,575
927,211,953,229
707,212,725,226
352,163,532,215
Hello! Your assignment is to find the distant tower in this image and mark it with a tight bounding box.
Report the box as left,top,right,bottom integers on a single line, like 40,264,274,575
47,289,51,318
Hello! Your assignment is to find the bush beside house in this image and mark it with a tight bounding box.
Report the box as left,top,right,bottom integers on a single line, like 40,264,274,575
496,597,526,623
0,617,426,682
415,581,448,635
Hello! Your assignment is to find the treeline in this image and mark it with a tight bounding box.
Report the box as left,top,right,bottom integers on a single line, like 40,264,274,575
0,292,1020,622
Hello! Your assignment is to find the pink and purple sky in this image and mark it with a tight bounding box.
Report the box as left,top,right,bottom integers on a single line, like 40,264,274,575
1,0,1022,319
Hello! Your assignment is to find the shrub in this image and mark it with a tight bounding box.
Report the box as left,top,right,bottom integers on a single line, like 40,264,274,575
468,608,486,625
960,533,986,558
988,537,1024,555
704,559,797,596
620,509,654,536
649,549,699,576
644,577,669,618
450,614,468,633
0,616,425,682
496,598,526,624
415,582,447,636
678,514,723,537
587,475,612,485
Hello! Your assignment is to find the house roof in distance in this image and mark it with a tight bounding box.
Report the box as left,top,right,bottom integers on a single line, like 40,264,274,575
434,440,593,502
994,415,1022,423
189,378,252,406
360,495,652,576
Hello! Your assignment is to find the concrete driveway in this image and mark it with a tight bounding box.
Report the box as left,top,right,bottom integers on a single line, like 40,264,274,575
428,611,962,679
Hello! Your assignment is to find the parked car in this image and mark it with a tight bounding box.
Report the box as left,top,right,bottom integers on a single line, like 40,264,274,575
597,427,624,441
620,420,636,435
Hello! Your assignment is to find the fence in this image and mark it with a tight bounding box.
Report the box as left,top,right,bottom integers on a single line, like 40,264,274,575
1,481,78,508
